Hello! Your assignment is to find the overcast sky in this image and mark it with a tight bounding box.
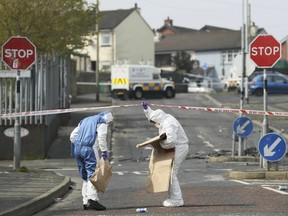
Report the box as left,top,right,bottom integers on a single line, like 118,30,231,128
88,0,288,41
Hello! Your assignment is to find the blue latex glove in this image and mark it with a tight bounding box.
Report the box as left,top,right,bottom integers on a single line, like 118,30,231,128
101,151,108,160
141,101,148,110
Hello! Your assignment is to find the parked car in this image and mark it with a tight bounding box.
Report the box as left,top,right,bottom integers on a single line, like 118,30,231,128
237,70,282,93
249,74,288,96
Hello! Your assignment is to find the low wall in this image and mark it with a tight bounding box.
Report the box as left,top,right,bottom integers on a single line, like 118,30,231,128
0,114,70,160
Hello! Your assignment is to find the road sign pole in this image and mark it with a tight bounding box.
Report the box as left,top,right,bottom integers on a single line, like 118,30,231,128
2,36,36,170
14,70,21,170
261,68,269,169
249,35,281,168
232,132,236,156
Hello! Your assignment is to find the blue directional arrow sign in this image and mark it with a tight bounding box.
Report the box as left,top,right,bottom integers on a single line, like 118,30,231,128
202,63,208,70
233,116,253,137
258,133,287,162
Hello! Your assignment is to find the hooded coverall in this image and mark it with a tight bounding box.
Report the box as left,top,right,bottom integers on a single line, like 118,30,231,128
144,107,189,207
70,112,113,205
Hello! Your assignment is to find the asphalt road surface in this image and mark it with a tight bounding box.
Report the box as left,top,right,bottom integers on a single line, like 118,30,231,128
34,93,288,216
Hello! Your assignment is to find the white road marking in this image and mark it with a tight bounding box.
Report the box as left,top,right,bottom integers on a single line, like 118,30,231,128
132,171,148,175
113,171,127,176
231,180,288,195
230,180,251,185
197,135,215,149
197,135,205,140
203,141,214,148
44,167,78,171
263,186,288,195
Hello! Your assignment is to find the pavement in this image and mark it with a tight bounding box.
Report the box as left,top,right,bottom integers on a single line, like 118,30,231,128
0,92,288,216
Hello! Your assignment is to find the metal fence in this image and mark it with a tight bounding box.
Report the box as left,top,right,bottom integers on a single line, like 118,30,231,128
0,55,71,126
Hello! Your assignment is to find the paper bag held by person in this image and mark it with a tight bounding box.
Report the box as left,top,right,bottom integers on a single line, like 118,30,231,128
89,158,112,193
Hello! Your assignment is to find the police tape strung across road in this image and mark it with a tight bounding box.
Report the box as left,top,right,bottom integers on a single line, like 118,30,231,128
0,104,139,119
151,104,288,117
1,103,288,119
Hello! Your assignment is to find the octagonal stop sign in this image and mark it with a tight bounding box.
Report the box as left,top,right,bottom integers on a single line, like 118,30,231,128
249,34,281,68
2,36,36,70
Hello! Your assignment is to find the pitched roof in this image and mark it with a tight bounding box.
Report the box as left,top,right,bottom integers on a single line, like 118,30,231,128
157,24,197,34
155,30,241,52
200,25,237,32
99,9,134,30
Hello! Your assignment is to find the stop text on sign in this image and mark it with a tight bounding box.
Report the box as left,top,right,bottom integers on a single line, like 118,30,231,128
4,49,34,59
251,46,280,56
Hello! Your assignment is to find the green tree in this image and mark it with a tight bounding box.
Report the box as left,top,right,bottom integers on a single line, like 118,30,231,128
0,0,98,55
172,51,192,72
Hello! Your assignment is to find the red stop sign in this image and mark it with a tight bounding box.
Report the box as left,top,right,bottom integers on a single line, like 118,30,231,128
249,34,281,68
2,36,36,70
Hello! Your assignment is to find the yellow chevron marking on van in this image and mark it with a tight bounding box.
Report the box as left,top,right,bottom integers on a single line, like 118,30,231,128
113,78,127,84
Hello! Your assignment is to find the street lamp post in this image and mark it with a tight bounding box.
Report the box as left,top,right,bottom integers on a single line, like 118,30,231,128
95,0,100,101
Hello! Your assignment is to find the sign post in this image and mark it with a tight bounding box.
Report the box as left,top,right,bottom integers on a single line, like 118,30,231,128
2,36,36,170
249,34,281,169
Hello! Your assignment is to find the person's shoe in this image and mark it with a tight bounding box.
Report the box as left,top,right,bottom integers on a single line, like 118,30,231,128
163,199,184,207
83,204,88,210
87,199,106,210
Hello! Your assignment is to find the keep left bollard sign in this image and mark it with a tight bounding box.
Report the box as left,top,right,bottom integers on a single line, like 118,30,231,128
258,133,287,162
233,116,253,137
2,36,36,70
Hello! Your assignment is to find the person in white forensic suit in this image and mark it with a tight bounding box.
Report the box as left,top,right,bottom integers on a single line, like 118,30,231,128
70,111,113,211
141,101,189,207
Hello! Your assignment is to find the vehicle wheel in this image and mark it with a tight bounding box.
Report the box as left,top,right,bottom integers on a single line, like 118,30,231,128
255,88,263,96
134,88,143,99
165,88,174,98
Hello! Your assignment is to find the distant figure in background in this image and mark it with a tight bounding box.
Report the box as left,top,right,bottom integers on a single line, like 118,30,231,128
70,112,113,211
141,101,189,207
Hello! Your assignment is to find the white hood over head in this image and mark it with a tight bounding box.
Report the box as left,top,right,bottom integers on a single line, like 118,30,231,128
103,112,113,124
148,109,167,124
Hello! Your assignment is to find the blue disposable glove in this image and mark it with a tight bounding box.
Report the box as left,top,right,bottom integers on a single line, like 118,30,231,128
141,101,148,110
101,151,108,160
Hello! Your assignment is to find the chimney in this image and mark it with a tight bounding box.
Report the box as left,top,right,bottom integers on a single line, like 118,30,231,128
164,17,173,26
134,3,141,13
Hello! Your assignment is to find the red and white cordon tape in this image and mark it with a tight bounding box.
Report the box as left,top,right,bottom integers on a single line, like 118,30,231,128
151,104,288,117
0,103,288,119
0,104,139,119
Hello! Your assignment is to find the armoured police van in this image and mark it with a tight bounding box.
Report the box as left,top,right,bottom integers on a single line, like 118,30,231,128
111,65,175,99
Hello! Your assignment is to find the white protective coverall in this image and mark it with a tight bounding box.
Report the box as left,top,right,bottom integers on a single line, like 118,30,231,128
70,112,113,206
144,107,189,207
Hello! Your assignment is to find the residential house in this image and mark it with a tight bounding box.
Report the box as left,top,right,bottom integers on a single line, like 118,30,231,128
281,35,288,60
270,35,288,75
155,17,197,38
74,4,155,73
155,18,266,80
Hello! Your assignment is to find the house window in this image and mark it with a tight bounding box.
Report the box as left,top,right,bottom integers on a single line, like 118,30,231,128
101,32,111,46
221,50,240,63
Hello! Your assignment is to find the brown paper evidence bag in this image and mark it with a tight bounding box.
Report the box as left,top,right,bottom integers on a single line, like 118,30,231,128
136,135,175,193
89,157,112,194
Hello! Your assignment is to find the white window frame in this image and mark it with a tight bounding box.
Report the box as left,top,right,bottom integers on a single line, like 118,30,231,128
221,50,240,64
101,32,111,46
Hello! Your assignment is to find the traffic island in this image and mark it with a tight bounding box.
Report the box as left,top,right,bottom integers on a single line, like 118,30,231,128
208,156,259,163
228,169,288,180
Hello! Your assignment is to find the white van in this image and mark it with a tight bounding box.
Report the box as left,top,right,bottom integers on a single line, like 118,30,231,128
111,65,175,99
